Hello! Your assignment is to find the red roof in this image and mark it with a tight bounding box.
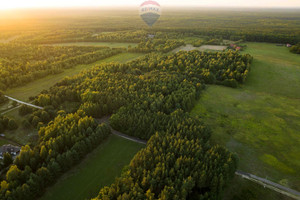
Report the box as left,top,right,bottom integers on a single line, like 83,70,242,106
141,1,160,7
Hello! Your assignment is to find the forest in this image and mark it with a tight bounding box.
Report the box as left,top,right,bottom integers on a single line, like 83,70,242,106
0,111,111,200
0,50,252,199
1,10,299,45
0,44,122,90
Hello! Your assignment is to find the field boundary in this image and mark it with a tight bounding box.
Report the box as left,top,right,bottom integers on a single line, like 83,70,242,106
236,171,300,200
111,129,147,145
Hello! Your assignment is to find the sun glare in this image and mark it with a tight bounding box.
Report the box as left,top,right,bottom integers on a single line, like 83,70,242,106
0,0,299,10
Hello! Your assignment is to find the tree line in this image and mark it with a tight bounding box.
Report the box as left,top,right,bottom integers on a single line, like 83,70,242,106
0,111,111,200
128,39,184,53
0,44,122,90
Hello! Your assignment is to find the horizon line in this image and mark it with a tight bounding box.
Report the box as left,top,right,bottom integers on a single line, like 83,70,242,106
1,5,300,11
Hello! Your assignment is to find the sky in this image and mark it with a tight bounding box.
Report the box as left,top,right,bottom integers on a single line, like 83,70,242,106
0,0,299,10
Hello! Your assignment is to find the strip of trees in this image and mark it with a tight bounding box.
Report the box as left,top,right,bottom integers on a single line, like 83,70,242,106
0,111,111,200
129,39,184,53
0,44,122,90
97,131,237,199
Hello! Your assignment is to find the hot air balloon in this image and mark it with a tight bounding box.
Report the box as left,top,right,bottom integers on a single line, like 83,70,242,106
139,0,161,27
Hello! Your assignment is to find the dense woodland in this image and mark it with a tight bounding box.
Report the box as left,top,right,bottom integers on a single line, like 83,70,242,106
96,131,236,199
1,50,250,199
0,45,122,90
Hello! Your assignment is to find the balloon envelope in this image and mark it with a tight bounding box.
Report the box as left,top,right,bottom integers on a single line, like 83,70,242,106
139,1,161,27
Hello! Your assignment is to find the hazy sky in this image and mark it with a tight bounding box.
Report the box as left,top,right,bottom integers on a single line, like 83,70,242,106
0,0,299,10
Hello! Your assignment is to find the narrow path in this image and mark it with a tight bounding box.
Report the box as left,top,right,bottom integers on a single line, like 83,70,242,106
4,95,43,110
110,129,147,145
1,104,22,115
97,116,147,145
236,171,300,200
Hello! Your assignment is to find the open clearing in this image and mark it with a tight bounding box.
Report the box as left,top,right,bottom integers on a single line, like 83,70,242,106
51,42,138,48
40,134,144,200
191,43,300,192
5,53,144,102
172,44,227,53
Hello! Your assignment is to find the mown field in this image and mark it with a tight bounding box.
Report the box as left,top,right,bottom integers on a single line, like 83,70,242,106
51,42,138,48
191,43,300,192
40,135,144,200
172,44,227,53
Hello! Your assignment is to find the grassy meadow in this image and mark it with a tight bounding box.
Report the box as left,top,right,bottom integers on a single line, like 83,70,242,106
41,135,144,200
191,43,300,191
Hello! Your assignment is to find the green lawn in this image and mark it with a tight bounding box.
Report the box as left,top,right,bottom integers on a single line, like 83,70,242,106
51,42,138,49
191,43,300,192
243,43,300,99
5,53,144,102
41,135,144,200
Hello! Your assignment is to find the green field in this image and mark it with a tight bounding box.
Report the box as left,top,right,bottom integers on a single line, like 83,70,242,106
41,135,144,200
51,42,138,48
191,43,300,191
223,176,292,200
5,53,144,102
